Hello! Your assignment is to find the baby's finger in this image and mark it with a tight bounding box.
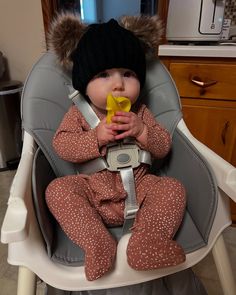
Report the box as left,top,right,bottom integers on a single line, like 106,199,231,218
114,111,131,116
114,130,130,140
106,122,118,129
111,123,130,131
112,115,130,124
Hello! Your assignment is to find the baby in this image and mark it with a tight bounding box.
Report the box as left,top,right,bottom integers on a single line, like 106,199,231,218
46,15,186,281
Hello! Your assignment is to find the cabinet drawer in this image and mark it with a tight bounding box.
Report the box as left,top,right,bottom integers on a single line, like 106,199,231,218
169,63,236,101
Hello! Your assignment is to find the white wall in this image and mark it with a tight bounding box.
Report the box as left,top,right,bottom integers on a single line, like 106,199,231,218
0,0,45,82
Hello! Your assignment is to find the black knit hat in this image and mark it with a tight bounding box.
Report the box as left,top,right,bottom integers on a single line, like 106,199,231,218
71,19,146,96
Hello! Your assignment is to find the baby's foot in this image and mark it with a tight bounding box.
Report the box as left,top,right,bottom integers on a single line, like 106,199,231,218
127,230,185,270
84,236,117,281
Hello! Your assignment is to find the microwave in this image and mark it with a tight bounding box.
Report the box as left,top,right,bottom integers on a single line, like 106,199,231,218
166,0,226,42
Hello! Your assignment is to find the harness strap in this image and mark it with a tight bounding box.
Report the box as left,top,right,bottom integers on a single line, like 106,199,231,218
67,87,150,234
77,150,151,175
120,167,139,219
69,90,100,129
77,157,108,174
120,167,139,233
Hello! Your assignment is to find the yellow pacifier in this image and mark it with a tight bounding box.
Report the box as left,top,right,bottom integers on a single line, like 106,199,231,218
106,93,131,124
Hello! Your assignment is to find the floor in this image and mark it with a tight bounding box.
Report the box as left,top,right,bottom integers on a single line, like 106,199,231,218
0,169,236,295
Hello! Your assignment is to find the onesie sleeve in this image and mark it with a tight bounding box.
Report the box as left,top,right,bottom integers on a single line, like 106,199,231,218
53,106,101,163
140,105,172,159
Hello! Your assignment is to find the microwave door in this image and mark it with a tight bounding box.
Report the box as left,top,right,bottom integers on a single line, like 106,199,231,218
199,0,225,35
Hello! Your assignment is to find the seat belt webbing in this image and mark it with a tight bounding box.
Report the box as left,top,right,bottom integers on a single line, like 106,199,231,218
69,89,100,128
120,167,139,233
67,87,140,234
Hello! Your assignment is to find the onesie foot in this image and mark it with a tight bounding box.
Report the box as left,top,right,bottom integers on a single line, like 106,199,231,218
127,230,185,270
84,236,117,281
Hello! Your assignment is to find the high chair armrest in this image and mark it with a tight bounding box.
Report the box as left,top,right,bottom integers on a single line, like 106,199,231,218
177,119,236,203
1,132,36,244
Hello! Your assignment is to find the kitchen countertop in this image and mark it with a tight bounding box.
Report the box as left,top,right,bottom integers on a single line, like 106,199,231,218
159,44,236,58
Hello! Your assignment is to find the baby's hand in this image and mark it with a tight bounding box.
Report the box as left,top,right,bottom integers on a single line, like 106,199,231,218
96,117,117,147
111,111,146,142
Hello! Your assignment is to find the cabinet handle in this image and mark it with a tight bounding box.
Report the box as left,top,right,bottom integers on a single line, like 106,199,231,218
221,121,229,145
191,76,217,88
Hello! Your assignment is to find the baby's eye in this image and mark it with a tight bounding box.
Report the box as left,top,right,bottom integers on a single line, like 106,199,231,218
123,71,137,78
96,71,109,78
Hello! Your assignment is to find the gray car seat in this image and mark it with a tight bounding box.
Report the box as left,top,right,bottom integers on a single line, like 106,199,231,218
22,52,217,267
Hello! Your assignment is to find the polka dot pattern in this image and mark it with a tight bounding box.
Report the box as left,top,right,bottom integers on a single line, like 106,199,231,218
127,176,186,270
46,103,186,281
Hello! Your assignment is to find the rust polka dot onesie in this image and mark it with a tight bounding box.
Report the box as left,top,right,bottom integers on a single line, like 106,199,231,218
46,103,186,281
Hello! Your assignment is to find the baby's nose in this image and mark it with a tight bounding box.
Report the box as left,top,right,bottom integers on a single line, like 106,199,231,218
112,76,124,91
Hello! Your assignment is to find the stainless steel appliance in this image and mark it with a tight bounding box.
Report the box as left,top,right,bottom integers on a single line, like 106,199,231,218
166,0,226,42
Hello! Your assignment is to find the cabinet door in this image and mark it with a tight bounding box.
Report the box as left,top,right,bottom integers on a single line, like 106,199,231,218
182,98,236,222
182,99,236,166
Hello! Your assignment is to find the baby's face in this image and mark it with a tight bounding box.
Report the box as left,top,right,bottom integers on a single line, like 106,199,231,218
86,68,140,112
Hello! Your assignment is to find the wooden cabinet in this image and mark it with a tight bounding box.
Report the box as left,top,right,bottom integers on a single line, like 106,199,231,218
161,56,236,223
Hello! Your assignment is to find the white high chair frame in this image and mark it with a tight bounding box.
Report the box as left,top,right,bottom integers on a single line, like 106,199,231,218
1,118,236,295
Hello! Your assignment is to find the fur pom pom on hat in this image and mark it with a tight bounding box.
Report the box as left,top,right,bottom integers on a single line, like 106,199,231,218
119,15,163,55
48,13,87,69
48,13,163,95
